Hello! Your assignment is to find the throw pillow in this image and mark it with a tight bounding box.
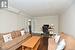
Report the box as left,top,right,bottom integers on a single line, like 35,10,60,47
56,39,66,50
20,30,25,36
10,31,16,39
54,34,60,43
3,34,12,43
15,31,21,37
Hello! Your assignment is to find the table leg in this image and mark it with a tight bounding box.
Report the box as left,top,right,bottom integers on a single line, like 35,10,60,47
22,46,25,50
31,49,33,50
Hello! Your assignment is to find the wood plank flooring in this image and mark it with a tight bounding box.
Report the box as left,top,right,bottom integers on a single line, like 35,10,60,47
38,37,48,50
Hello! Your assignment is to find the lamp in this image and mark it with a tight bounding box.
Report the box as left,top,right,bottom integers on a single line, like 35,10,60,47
28,19,32,35
28,19,31,25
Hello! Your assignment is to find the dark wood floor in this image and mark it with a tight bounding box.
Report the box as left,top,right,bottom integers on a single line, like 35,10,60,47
38,37,48,50
16,37,48,50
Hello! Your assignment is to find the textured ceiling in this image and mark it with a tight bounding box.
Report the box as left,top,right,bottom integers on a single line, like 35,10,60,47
8,0,74,17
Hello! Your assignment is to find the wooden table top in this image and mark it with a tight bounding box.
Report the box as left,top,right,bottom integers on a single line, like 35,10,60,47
22,36,41,48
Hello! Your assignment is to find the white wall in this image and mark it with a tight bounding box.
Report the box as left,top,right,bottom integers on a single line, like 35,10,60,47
32,16,58,33
59,3,75,38
0,9,31,33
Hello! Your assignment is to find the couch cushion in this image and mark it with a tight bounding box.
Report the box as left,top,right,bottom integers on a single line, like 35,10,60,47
56,39,66,50
10,31,16,39
0,34,3,40
64,36,75,50
0,33,9,47
0,39,3,47
1,33,31,50
3,34,13,43
15,31,21,37
0,31,20,47
60,32,75,50
20,30,25,36
0,33,10,41
48,38,57,50
54,35,60,43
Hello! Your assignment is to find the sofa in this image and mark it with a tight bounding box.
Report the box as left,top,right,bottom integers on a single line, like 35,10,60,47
48,32,75,50
0,30,31,50
60,32,75,50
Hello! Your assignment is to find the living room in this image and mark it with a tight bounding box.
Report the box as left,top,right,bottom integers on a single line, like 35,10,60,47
0,0,75,50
